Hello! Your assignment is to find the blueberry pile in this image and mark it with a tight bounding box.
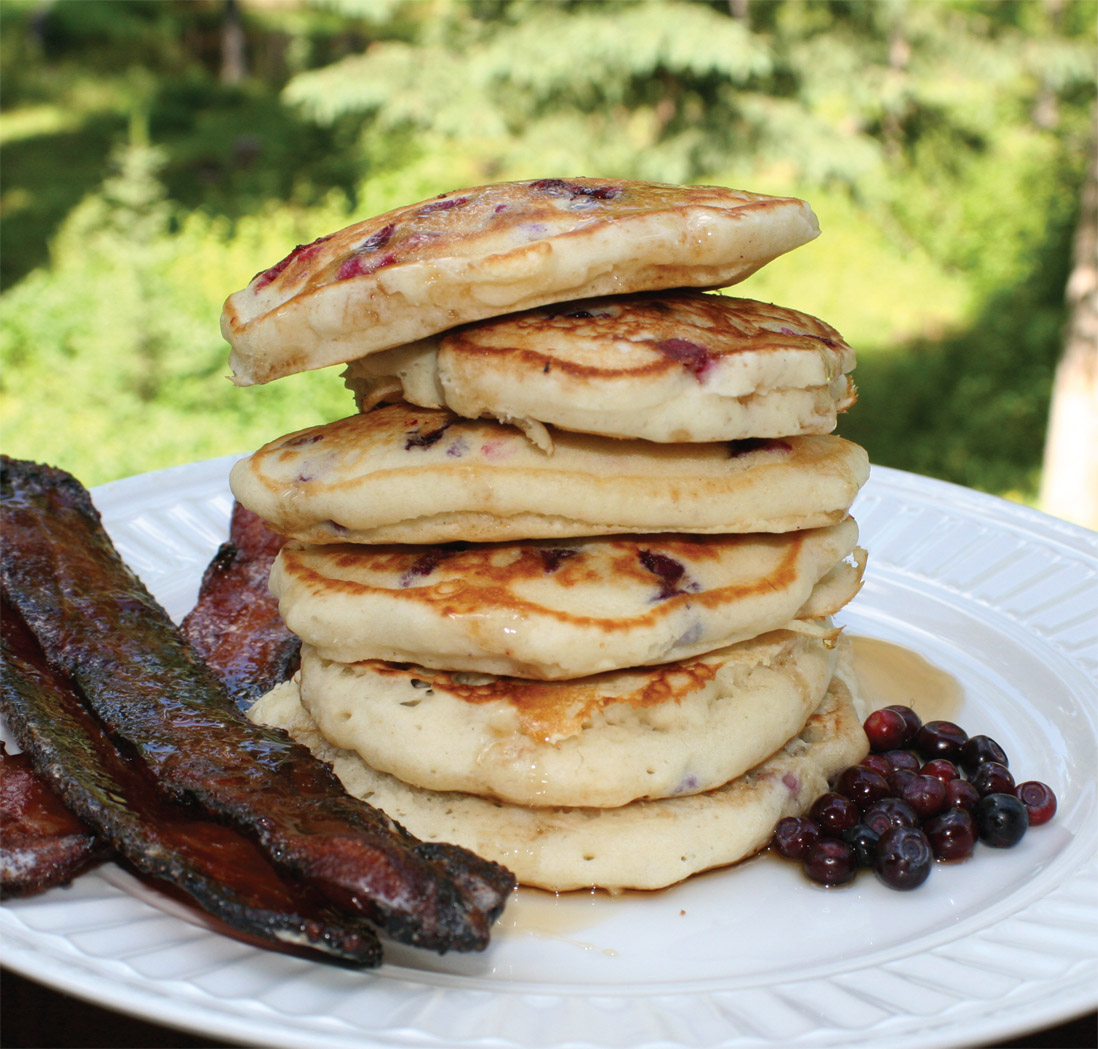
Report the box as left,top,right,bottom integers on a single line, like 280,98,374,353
771,705,1057,890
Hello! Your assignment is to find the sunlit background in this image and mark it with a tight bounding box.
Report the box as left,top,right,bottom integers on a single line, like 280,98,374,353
1,0,1094,523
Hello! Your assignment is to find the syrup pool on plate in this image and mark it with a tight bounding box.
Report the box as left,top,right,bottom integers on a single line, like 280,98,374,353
849,635,964,721
495,887,619,956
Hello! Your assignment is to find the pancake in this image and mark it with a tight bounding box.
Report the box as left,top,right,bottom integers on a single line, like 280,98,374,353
229,404,870,545
297,628,839,809
344,292,857,448
268,519,864,679
222,178,820,386
247,649,869,892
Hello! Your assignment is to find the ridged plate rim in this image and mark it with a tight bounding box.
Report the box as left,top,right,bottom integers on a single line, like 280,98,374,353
2,458,1096,1049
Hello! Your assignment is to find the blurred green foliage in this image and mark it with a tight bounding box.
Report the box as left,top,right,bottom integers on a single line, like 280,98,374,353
0,0,1093,498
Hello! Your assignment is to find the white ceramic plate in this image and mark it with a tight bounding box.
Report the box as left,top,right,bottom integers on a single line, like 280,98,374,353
2,459,1096,1049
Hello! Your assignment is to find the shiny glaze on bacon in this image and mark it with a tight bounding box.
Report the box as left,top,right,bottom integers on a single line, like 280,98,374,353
181,500,300,711
1,603,382,965
0,740,105,898
1,499,292,899
0,456,515,953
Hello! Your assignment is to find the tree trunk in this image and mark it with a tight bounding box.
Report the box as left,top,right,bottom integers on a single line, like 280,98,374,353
220,0,247,85
1039,130,1097,529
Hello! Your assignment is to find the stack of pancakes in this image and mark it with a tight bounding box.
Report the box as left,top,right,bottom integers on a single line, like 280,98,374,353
228,177,871,892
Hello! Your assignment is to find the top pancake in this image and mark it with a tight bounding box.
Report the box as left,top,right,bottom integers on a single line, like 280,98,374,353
344,292,857,446
222,178,820,386
229,404,870,545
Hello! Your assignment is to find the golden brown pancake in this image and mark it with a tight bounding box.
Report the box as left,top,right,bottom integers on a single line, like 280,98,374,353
296,628,840,808
345,292,856,447
222,178,819,386
266,519,864,679
248,648,869,892
229,404,870,544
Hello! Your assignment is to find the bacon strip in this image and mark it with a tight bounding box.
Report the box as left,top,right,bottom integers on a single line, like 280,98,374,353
0,741,105,898
1,499,293,901
3,499,296,897
1,604,382,965
181,500,300,710
0,456,515,953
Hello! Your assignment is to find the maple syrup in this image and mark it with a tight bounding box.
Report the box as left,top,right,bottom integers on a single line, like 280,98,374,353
850,635,964,723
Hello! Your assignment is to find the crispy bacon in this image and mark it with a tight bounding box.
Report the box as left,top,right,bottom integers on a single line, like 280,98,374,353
0,741,105,898
181,500,300,710
0,456,514,953
1,603,382,965
1,499,293,901
3,499,295,897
